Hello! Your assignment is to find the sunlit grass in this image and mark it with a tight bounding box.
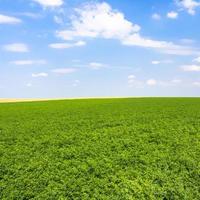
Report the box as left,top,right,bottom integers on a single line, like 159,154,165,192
0,98,199,199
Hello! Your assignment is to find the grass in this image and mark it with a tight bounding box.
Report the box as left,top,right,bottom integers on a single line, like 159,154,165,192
0,98,200,199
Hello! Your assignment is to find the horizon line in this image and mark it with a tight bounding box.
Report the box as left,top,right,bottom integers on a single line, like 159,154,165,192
1,96,200,103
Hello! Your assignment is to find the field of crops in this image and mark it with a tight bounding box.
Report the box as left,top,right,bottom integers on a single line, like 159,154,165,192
0,98,200,199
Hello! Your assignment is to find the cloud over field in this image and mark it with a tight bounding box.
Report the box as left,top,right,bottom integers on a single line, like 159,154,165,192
0,14,22,24
49,41,86,49
32,0,63,7
51,68,77,74
10,60,46,65
3,43,29,53
56,2,199,55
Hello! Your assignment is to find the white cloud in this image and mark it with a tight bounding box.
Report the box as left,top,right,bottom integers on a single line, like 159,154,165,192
57,2,140,40
128,75,135,84
32,73,48,77
122,34,169,48
73,79,80,87
163,47,199,55
167,11,178,19
51,68,77,74
171,79,182,84
181,65,200,71
89,62,105,70
56,2,199,55
193,81,200,87
56,2,140,40
26,83,32,87
151,60,173,65
152,60,161,65
180,38,195,44
54,15,63,24
0,14,22,24
128,76,182,88
32,0,63,7
146,79,157,86
152,13,161,20
127,75,143,88
18,12,42,19
49,41,86,49
11,60,33,65
193,56,200,62
128,74,136,79
128,79,134,84
10,59,46,65
158,79,182,87
121,34,199,55
176,0,200,15
3,43,29,53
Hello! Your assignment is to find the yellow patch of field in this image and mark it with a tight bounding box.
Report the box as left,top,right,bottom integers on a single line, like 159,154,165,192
0,97,140,103
0,98,65,103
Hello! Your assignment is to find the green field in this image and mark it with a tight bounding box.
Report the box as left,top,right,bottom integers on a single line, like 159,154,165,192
0,98,200,199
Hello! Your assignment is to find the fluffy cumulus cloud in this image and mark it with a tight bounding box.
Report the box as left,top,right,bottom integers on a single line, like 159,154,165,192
56,2,199,56
49,41,86,49
3,43,29,52
0,14,22,24
176,0,200,15
51,68,77,74
56,2,140,40
167,11,178,19
32,0,63,7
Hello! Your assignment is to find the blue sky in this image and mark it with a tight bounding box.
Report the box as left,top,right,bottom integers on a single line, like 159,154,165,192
0,0,200,98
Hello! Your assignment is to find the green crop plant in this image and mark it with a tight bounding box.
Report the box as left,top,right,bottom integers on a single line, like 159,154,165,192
0,98,199,199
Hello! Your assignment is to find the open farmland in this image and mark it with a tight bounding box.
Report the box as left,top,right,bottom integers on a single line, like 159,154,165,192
0,98,200,199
